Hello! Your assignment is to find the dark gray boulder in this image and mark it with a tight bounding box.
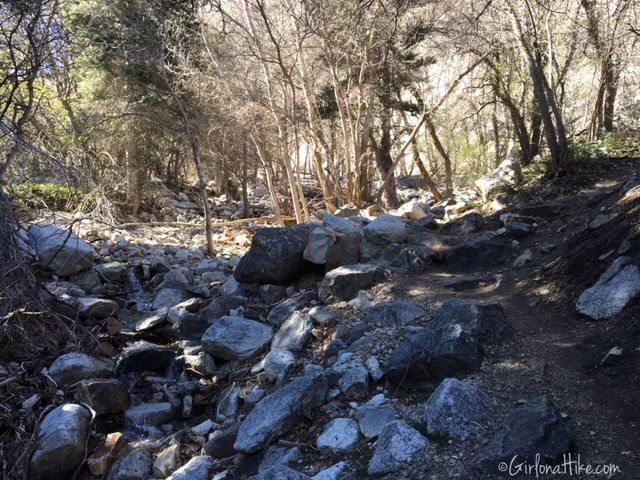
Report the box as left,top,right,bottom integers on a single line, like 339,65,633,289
471,398,572,475
444,232,510,272
76,378,130,415
234,225,313,285
115,341,175,375
234,374,328,453
201,316,272,360
318,264,385,303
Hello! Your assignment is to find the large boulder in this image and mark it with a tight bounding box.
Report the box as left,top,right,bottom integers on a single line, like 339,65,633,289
475,159,518,202
49,352,113,386
29,404,92,480
576,256,640,320
234,374,328,453
424,378,496,441
471,398,572,474
367,420,428,475
364,215,407,245
30,225,95,277
318,264,385,303
201,316,273,360
234,225,313,285
386,299,508,384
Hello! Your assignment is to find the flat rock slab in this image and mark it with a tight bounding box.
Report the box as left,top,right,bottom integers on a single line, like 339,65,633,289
202,316,273,360
367,420,428,475
49,352,113,386
29,404,92,480
576,256,640,320
234,374,328,453
424,378,495,441
318,264,385,303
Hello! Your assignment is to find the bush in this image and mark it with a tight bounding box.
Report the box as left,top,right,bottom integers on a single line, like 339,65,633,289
8,182,78,211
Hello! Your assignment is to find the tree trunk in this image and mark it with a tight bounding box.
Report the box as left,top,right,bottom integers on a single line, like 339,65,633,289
425,114,453,196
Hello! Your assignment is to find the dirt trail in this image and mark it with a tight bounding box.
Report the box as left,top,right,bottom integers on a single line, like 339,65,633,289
391,161,640,478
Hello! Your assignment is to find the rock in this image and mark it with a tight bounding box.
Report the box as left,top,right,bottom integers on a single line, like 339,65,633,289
424,378,495,441
318,264,385,303
221,276,242,296
367,420,428,475
316,418,360,452
74,269,102,292
124,402,174,426
152,287,190,310
471,398,572,474
135,308,168,332
361,301,426,326
364,215,407,245
365,356,384,382
116,341,174,375
234,374,329,453
394,199,428,220
259,284,287,304
513,249,533,268
263,348,296,385
202,316,273,360
167,455,213,480
200,295,245,320
327,352,369,398
96,262,129,284
77,297,120,319
475,159,518,202
386,299,508,384
259,445,300,473
204,425,239,459
323,213,363,236
49,352,113,386
29,404,92,480
234,225,313,285
191,419,214,436
589,213,617,229
195,258,219,274
217,384,241,420
106,449,152,480
178,352,216,376
267,291,315,327
356,403,395,439
153,443,180,477
272,312,313,352
309,306,337,324
325,232,361,270
201,270,226,283
249,465,310,480
311,462,348,480
30,225,95,276
303,227,334,264
415,214,439,230
77,378,130,415
443,212,483,236
87,432,128,476
504,221,533,238
576,257,640,320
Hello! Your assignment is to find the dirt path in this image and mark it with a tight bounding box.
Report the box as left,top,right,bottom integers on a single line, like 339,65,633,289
390,162,640,478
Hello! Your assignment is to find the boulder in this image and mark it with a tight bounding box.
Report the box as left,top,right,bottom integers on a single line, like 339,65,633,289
49,352,113,386
361,301,426,326
303,227,334,264
30,225,95,276
356,403,395,439
116,341,174,375
272,312,314,352
259,284,287,304
266,291,315,327
367,420,428,475
106,449,152,480
259,445,300,473
471,398,572,474
444,232,510,272
153,443,180,478
325,232,361,270
263,348,296,385
96,262,129,284
151,287,190,310
364,215,407,245
204,425,239,459
234,225,313,285
316,418,360,452
29,404,92,480
386,299,508,384
322,213,363,236
393,199,429,220
475,159,518,202
87,432,128,476
424,378,496,441
234,374,328,453
327,352,369,398
77,297,120,319
77,378,130,415
216,384,241,420
576,256,640,320
201,316,273,360
318,264,385,303
167,456,213,480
